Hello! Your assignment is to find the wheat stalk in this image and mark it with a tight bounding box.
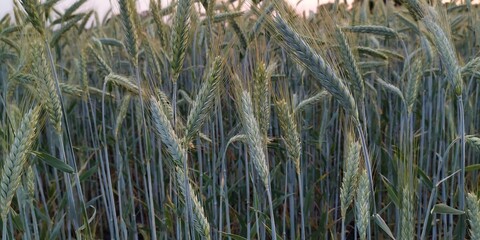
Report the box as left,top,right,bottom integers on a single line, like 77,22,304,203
155,89,175,123
335,26,364,99
422,14,462,94
400,186,414,240
294,90,329,113
249,2,274,41
114,94,132,140
461,57,480,78
119,0,139,63
31,42,62,134
88,45,112,79
50,14,84,47
404,57,424,113
253,62,273,143
184,57,222,143
58,83,84,98
175,166,211,240
238,90,277,239
466,136,480,153
150,97,211,238
375,77,406,105
342,25,398,37
0,107,40,220
401,0,426,21
19,0,44,36
340,140,360,219
63,0,87,18
340,138,360,240
25,165,35,201
105,73,141,95
79,48,88,95
239,90,270,188
275,99,301,175
273,16,358,121
150,97,184,167
400,4,467,235
355,169,370,240
467,192,480,240
203,11,244,24
7,73,37,98
171,0,192,83
356,47,389,60
230,19,248,54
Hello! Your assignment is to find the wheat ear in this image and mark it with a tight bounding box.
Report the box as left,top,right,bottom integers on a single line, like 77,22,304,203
88,46,112,78
275,99,301,175
467,192,480,239
422,14,462,94
273,16,358,120
340,140,360,219
105,73,141,95
253,62,273,143
184,57,223,143
31,42,62,134
119,0,139,62
294,91,330,113
150,97,211,239
19,0,44,35
0,107,40,220
155,89,175,123
461,57,480,78
239,91,270,188
400,186,414,240
171,0,192,83
175,166,211,240
342,25,398,37
114,94,132,140
355,169,370,240
239,90,277,239
340,138,360,240
335,26,364,99
405,57,424,113
150,97,184,166
79,48,88,97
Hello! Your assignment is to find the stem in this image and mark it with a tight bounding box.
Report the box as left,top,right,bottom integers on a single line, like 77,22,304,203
133,63,158,240
101,81,121,239
457,96,466,239
420,157,444,240
217,103,231,239
58,136,80,232
288,166,294,239
30,201,40,240
44,39,91,238
245,146,251,240
298,172,306,240
282,163,288,240
266,186,277,240
183,150,194,240
2,218,7,240
146,160,156,239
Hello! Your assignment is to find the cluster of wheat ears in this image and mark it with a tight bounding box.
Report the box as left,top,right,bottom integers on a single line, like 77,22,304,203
1,0,480,239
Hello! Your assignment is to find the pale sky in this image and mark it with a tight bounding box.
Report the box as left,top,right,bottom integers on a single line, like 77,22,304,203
0,0,328,21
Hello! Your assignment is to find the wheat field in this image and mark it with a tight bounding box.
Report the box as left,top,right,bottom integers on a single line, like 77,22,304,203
1,0,480,239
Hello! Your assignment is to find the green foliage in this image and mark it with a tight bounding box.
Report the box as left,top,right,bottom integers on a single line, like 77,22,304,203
2,0,480,239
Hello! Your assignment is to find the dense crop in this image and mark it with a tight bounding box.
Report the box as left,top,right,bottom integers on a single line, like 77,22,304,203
1,0,480,239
